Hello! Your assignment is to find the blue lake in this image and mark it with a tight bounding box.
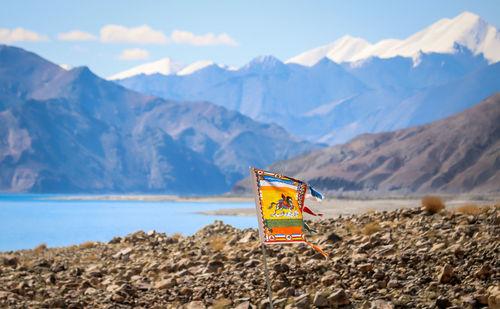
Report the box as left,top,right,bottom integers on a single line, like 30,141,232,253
0,195,257,252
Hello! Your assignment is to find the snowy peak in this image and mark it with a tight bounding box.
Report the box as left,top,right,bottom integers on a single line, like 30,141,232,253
286,35,370,66
242,55,287,72
177,60,233,76
108,58,185,80
287,11,500,66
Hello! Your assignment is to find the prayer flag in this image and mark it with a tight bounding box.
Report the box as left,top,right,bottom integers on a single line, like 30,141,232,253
250,167,328,258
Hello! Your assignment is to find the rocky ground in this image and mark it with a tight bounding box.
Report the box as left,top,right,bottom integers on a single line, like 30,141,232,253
1,205,499,308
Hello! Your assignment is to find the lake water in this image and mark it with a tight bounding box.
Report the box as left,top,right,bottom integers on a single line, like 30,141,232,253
0,195,257,252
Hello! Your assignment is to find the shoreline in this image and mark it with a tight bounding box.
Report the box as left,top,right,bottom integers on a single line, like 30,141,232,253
45,195,500,220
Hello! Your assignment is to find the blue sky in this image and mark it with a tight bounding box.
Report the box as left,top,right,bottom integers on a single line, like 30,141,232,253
1,0,499,77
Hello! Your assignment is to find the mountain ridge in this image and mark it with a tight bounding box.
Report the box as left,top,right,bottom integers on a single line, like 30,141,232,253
232,92,500,195
0,45,320,194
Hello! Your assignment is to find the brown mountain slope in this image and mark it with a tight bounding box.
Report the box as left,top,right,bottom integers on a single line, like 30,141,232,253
232,92,500,195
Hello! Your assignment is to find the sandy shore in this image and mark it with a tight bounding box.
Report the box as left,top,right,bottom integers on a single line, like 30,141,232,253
196,196,499,219
47,194,499,219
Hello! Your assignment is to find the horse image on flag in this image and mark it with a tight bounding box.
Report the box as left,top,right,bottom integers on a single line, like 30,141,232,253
268,194,296,217
250,167,328,257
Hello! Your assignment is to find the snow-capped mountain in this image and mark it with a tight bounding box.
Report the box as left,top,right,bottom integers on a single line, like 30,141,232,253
108,57,185,80
287,11,500,66
177,60,235,76
114,11,500,146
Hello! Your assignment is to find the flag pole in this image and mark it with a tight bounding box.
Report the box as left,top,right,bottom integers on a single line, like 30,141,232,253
261,243,274,309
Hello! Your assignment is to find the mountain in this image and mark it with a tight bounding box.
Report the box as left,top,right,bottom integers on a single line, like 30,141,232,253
287,12,500,66
0,45,319,194
112,12,500,145
108,58,185,80
232,93,500,195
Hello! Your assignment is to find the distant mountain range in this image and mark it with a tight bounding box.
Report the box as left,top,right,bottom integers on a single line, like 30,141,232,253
232,92,500,195
0,45,319,194
112,12,500,145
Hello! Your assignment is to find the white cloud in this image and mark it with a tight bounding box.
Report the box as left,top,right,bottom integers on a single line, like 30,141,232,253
58,30,97,41
171,30,238,46
101,25,168,44
119,48,150,60
0,27,48,43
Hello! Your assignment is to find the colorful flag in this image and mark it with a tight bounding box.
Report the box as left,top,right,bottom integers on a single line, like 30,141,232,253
250,167,328,258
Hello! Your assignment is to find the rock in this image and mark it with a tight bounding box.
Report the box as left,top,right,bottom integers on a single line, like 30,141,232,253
358,263,373,273
244,259,260,268
239,232,255,243
235,301,252,309
474,265,492,279
438,264,453,283
435,296,452,309
2,256,18,267
313,291,328,307
370,300,394,309
109,236,122,244
207,260,224,272
294,293,310,309
84,287,97,295
111,292,126,303
387,280,401,289
326,232,342,242
489,286,500,309
186,300,206,309
273,263,289,273
112,247,132,259
328,289,349,306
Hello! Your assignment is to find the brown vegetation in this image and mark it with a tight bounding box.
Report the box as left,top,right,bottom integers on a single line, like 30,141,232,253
32,243,47,254
422,196,445,213
79,241,95,249
453,204,481,215
209,235,225,251
363,222,381,235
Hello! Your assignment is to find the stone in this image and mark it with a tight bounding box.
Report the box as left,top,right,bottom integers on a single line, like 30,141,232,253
84,287,97,295
438,264,453,283
2,256,18,267
313,291,328,307
358,263,373,273
326,232,342,242
489,286,500,309
112,247,132,259
435,296,452,309
244,259,260,267
207,260,224,272
111,292,125,303
273,263,289,273
186,300,206,309
328,289,349,306
294,293,310,309
239,232,255,243
370,299,394,309
474,265,492,279
235,301,252,309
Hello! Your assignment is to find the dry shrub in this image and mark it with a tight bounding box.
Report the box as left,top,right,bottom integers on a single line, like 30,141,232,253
363,209,377,215
343,221,359,234
422,196,445,213
363,222,381,235
33,243,47,254
454,204,481,215
481,205,491,213
171,233,183,239
209,235,225,251
82,254,98,262
79,241,95,249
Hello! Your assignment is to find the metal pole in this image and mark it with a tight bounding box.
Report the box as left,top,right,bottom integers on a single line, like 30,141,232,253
261,243,274,309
